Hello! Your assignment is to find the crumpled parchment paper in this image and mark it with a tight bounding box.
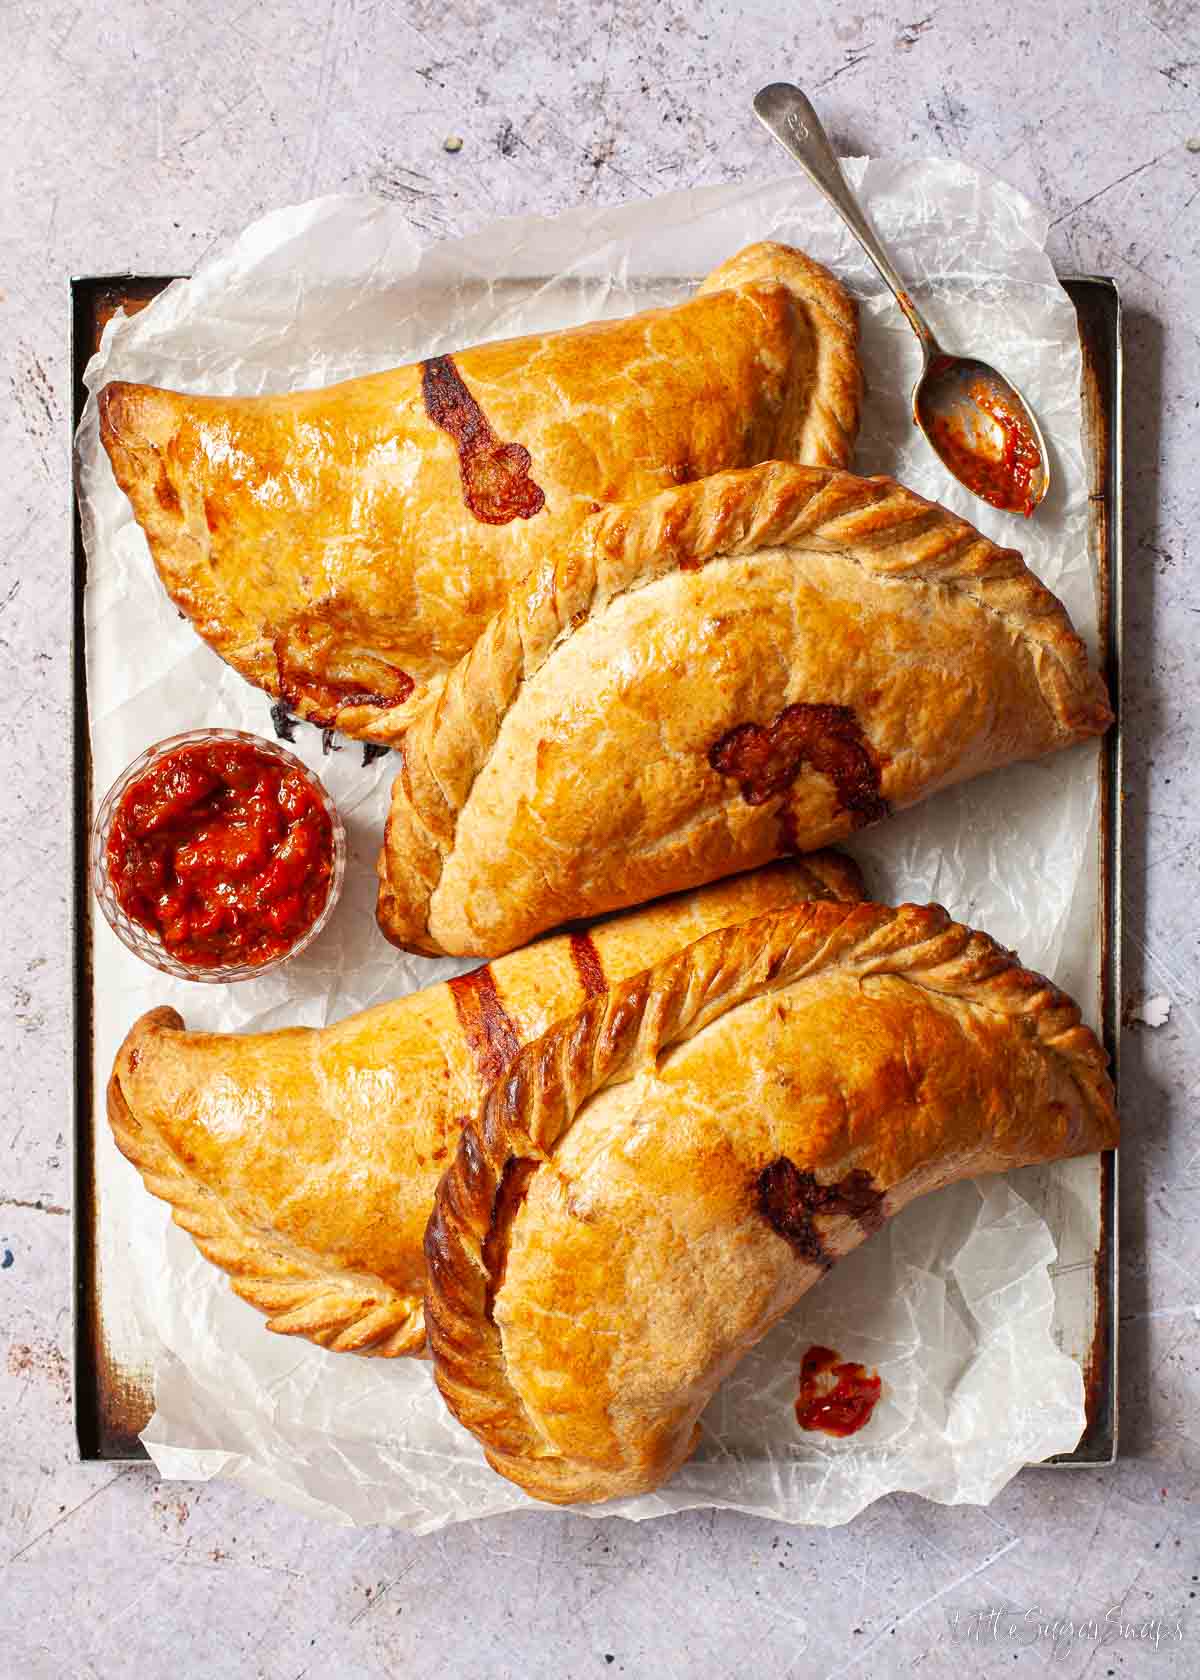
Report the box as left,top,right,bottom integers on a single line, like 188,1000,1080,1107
76,160,1103,1530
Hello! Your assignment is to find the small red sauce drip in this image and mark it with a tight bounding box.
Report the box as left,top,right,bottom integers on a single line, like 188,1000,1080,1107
105,740,335,968
925,377,1043,516
795,1344,882,1438
421,354,547,525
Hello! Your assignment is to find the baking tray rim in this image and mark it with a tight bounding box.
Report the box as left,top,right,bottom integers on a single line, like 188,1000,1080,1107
69,270,1122,1468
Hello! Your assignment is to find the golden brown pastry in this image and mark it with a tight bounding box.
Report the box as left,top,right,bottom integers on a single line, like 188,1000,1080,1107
374,462,1113,957
424,900,1118,1504
97,244,860,733
106,855,863,1358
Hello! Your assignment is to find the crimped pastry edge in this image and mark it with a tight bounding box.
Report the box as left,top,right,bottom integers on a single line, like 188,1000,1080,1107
695,240,862,473
423,900,1117,1503
107,1009,427,1358
374,463,1114,953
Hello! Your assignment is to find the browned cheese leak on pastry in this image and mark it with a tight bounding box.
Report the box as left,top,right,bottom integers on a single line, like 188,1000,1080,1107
709,702,890,830
755,1157,885,1271
271,634,414,727
420,354,547,525
568,932,608,998
447,965,523,1085
277,670,412,723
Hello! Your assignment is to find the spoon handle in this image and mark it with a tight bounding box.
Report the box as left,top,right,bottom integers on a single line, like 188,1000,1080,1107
753,82,941,357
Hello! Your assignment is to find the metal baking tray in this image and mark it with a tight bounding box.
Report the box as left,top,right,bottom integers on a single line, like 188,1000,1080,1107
70,273,1122,1465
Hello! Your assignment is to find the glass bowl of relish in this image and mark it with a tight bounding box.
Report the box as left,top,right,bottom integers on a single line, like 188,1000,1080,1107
91,729,346,982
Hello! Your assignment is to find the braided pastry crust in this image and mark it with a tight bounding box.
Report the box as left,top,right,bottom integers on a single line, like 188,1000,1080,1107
425,900,1117,1503
375,462,1112,956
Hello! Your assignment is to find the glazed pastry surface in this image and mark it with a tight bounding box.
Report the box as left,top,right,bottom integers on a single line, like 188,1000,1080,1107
375,462,1113,957
107,855,863,1357
424,900,1118,1503
98,244,860,732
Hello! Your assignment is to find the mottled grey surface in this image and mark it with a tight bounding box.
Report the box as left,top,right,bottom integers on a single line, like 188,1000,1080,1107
1,1,1197,1675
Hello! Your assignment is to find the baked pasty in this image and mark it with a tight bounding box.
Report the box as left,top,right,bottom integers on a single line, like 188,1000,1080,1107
106,855,862,1357
424,901,1118,1503
374,462,1113,957
97,244,860,733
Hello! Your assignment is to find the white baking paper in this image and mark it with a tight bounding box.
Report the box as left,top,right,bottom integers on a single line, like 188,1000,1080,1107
77,162,1104,1530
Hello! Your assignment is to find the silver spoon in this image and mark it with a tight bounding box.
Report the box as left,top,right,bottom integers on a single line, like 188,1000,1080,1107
753,82,1049,517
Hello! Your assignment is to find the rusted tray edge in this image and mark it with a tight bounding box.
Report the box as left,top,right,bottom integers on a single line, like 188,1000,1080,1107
70,272,1123,1466
1046,276,1121,1466
71,277,102,1455
72,275,178,1460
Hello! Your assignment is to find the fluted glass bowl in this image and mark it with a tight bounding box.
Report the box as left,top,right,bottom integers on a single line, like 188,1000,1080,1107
90,728,346,983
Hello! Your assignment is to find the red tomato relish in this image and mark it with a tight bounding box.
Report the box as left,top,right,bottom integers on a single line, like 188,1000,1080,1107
795,1345,882,1438
105,739,336,969
925,375,1043,516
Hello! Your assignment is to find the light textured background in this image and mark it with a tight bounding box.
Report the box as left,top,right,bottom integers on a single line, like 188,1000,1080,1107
1,2,1197,1676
